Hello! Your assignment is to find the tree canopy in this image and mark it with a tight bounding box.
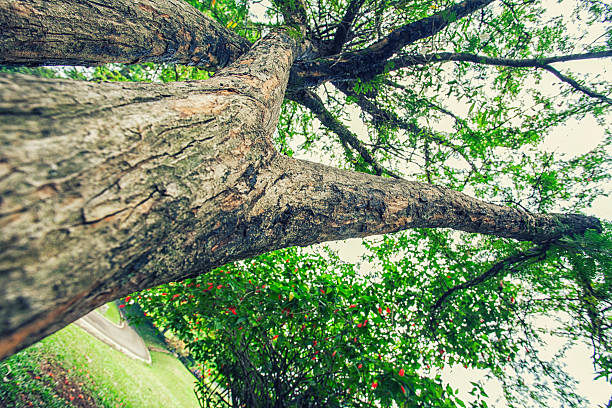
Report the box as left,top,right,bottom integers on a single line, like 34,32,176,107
0,0,611,405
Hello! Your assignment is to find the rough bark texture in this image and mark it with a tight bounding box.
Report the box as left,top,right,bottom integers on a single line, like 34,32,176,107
289,0,494,88
0,0,251,68
0,2,602,361
0,29,299,359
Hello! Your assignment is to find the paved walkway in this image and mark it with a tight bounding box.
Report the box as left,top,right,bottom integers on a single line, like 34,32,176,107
74,309,151,364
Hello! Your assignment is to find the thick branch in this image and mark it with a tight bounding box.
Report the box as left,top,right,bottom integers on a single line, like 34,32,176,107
0,28,301,359
263,156,601,247
289,0,494,88
0,0,251,68
328,0,366,55
355,0,494,64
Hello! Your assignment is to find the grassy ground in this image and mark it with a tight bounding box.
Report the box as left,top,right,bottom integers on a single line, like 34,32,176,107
102,302,122,325
121,303,168,350
0,323,200,408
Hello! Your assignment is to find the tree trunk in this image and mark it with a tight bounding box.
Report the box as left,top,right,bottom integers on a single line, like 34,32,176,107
0,0,250,68
0,28,299,359
0,29,600,359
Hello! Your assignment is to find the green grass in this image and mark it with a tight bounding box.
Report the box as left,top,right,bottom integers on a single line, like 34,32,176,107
121,303,168,350
96,301,122,325
1,324,200,408
0,348,73,408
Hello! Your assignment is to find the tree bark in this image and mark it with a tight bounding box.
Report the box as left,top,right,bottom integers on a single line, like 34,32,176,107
0,28,299,359
0,0,251,68
0,16,601,361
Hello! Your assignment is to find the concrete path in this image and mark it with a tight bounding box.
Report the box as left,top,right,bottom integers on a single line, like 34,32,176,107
74,309,152,364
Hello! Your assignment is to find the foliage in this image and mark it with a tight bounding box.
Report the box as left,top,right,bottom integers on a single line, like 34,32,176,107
135,223,611,407
137,247,467,407
8,0,611,405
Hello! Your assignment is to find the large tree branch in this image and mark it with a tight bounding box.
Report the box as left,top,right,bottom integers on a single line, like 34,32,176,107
289,89,400,178
0,56,599,360
264,156,600,247
289,0,494,89
327,0,366,55
0,28,301,359
354,0,494,63
0,0,251,68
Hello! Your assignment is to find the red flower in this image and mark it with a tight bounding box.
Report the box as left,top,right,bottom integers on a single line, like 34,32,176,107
511,296,515,303
272,335,279,340
357,323,362,328
349,304,357,308
399,368,405,376
401,385,406,394
172,294,180,299
372,382,378,389
228,307,237,315
386,307,391,314
217,285,223,289
161,292,167,296
119,304,125,308
358,363,362,369
125,296,131,302
313,340,317,346
332,351,337,357
378,307,383,314
320,289,325,294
